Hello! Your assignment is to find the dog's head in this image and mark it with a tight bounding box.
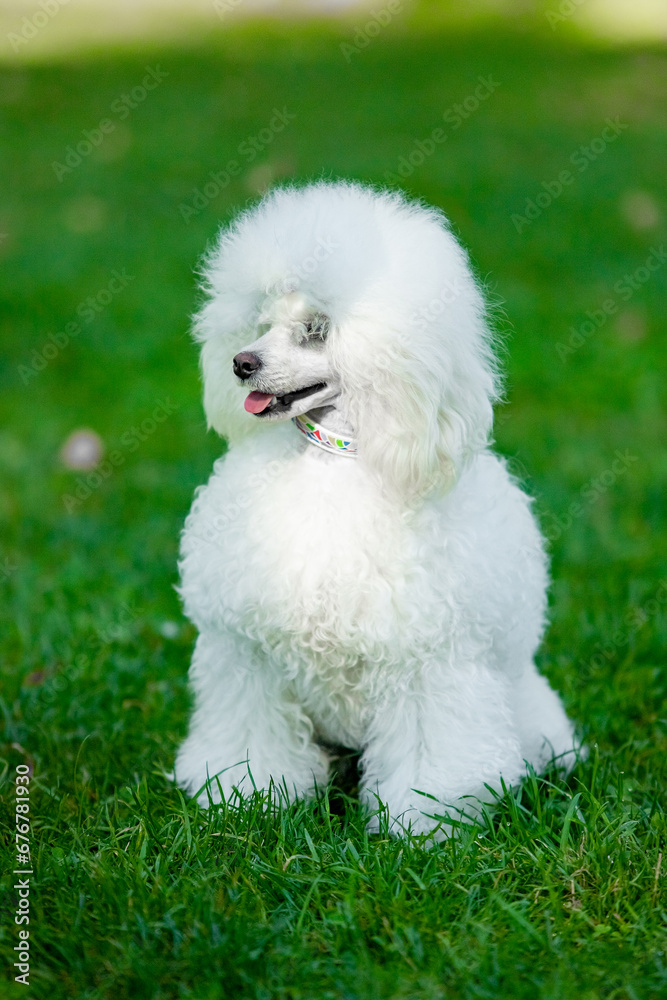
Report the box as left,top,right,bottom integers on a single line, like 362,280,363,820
195,181,500,502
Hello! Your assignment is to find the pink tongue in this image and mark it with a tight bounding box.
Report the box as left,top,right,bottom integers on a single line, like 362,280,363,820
245,391,274,414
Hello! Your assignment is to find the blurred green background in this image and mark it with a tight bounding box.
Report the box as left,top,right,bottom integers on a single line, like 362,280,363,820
0,1,665,998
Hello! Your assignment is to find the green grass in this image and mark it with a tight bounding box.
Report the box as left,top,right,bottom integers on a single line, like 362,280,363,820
1,17,666,1000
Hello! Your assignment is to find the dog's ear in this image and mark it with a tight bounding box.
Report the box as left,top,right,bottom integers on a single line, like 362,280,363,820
339,290,499,505
193,294,259,444
199,331,242,441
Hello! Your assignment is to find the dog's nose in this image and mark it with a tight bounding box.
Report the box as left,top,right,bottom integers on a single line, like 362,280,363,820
233,352,262,380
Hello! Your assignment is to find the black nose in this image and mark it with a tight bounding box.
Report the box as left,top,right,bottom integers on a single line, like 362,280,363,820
233,352,262,380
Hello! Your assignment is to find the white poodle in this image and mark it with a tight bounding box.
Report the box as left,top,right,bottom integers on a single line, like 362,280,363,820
175,180,579,836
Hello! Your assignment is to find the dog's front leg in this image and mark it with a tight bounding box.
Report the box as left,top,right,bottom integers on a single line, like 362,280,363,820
175,631,330,805
359,662,525,838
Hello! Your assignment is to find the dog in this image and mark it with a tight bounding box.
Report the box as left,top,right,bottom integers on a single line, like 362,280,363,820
175,180,579,836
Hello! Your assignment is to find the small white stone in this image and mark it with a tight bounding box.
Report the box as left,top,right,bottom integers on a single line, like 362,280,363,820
159,621,180,639
60,429,104,470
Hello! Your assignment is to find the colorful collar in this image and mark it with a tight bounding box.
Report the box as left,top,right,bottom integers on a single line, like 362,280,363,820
293,412,357,457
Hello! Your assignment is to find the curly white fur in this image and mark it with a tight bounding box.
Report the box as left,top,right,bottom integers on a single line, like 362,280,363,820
175,180,578,837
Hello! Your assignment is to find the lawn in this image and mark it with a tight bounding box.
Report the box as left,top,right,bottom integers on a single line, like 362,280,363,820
0,12,666,999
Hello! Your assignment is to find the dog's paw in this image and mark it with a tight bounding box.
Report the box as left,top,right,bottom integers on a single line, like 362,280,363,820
361,783,473,841
174,741,330,808
365,805,457,841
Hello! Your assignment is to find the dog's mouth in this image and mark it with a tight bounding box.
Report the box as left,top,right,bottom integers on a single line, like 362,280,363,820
245,382,328,416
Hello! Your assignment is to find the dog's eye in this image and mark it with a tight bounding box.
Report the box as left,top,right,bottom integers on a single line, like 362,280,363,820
300,315,329,342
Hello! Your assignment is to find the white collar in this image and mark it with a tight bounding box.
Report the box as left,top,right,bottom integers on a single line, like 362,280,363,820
293,412,358,457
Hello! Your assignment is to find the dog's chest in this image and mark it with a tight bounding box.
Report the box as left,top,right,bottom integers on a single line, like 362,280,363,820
246,451,408,645
242,450,410,741
183,442,419,745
